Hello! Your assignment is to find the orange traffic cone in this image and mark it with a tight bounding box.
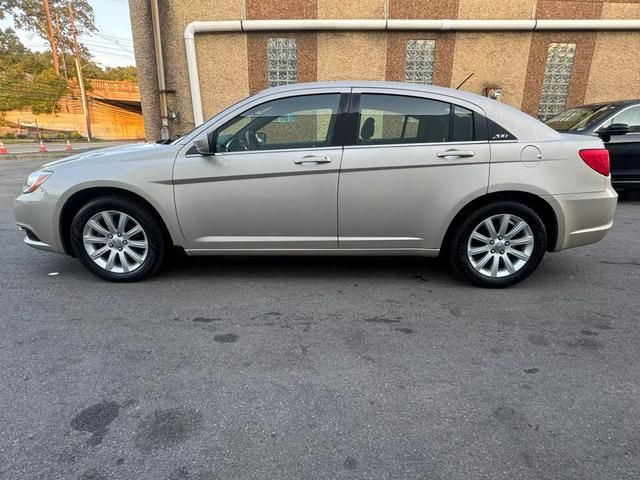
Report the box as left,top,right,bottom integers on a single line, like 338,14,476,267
39,140,47,153
0,141,8,154
65,139,72,151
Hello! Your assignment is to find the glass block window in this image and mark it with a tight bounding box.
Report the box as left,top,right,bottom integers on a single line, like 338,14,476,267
267,37,297,87
405,39,436,85
538,43,576,121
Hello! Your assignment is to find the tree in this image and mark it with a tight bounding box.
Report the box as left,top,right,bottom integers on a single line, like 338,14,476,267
0,27,27,57
0,29,69,114
4,0,96,75
99,66,138,82
0,1,8,19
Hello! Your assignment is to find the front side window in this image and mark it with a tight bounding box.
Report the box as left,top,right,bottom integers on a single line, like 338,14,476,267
602,105,640,133
215,94,341,153
538,42,576,121
356,94,474,145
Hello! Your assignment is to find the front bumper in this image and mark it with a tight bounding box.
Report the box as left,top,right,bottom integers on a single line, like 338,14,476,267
14,188,64,254
548,186,618,251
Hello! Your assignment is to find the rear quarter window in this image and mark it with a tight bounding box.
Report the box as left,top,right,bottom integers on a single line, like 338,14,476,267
487,118,517,141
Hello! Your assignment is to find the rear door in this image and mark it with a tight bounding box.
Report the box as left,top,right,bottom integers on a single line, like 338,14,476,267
338,88,490,251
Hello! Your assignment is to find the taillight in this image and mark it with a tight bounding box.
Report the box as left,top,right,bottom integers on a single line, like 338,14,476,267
579,149,610,176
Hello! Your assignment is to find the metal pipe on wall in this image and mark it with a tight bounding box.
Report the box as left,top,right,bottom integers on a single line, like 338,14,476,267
150,0,169,140
183,18,640,127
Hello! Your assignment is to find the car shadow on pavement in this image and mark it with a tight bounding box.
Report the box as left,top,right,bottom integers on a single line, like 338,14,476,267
162,254,460,285
617,191,640,203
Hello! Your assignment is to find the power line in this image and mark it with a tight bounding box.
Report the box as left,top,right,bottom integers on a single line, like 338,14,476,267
81,38,134,52
82,40,134,51
87,32,133,43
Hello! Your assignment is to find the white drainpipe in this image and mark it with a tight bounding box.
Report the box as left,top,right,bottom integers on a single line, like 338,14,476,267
184,18,640,126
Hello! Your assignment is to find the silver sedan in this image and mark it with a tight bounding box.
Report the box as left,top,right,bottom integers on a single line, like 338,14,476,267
14,81,617,287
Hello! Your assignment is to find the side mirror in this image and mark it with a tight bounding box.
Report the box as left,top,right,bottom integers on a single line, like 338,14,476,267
597,123,630,141
606,123,630,136
193,134,214,156
256,132,267,144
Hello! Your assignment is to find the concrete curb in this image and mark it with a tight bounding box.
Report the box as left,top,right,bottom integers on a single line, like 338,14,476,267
0,148,94,161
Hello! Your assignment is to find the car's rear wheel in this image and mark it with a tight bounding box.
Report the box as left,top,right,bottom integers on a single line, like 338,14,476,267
449,202,547,288
70,196,167,282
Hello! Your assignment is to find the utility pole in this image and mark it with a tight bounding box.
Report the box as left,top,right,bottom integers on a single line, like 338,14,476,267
67,0,92,142
43,0,60,75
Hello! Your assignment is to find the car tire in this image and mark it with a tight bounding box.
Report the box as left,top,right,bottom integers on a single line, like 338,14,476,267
70,196,167,282
449,201,547,288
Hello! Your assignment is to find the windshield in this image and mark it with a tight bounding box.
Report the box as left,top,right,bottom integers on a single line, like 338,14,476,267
545,104,616,132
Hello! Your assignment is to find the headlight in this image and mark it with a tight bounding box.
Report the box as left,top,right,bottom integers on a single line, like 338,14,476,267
22,170,53,194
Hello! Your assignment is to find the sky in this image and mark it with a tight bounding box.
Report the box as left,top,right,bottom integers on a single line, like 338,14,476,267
0,0,135,68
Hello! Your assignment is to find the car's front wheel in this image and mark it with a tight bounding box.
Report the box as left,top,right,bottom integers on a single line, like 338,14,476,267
70,196,167,282
449,202,547,288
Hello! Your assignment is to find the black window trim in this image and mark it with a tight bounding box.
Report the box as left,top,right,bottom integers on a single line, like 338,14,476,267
482,115,518,142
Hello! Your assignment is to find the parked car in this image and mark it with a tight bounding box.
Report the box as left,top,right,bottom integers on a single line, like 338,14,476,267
545,100,640,191
14,81,617,287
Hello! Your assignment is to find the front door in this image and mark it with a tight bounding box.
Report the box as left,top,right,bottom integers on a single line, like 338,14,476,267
174,91,348,252
338,89,491,251
604,105,640,185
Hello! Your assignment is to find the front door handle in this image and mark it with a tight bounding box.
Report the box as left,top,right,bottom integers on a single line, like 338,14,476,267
294,155,332,165
436,150,475,158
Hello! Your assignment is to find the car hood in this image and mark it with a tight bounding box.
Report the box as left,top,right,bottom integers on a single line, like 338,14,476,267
43,142,177,169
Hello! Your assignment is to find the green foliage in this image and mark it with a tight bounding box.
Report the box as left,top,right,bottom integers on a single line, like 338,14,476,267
3,1,97,84
0,1,8,20
70,130,82,139
4,1,96,51
99,66,138,82
0,5,138,115
4,132,16,139
0,29,69,113
0,27,26,56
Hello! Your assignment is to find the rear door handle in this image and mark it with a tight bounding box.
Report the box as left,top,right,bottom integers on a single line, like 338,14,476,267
294,155,332,165
436,150,475,158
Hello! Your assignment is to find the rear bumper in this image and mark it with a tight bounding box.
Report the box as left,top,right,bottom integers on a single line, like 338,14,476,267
547,187,618,251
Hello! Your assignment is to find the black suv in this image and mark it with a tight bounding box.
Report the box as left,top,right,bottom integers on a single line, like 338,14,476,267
545,100,640,191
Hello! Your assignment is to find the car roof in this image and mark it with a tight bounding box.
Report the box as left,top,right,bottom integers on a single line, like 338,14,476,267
262,80,487,103
259,81,560,142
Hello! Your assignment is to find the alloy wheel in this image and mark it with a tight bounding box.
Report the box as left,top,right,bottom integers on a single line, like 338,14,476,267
82,210,149,274
466,214,535,278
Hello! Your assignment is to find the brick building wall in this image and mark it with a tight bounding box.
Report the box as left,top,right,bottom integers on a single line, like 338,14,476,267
129,0,640,141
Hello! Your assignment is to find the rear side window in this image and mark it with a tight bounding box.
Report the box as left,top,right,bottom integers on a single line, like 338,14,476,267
355,94,476,145
452,105,474,142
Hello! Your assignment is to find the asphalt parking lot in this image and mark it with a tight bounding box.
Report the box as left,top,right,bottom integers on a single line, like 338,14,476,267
1,157,639,480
